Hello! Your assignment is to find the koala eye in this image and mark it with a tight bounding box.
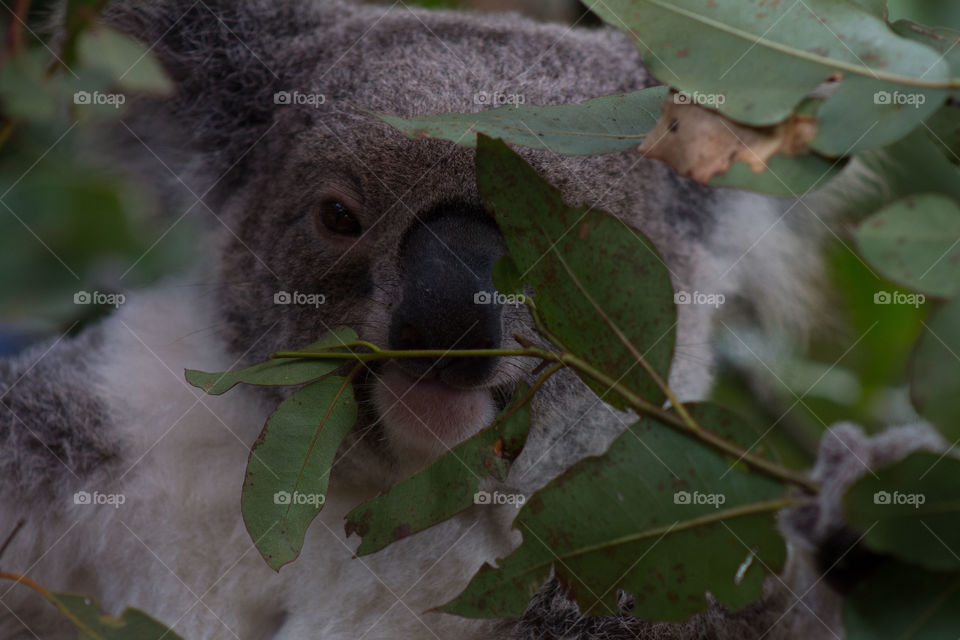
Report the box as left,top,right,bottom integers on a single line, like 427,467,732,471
317,198,362,237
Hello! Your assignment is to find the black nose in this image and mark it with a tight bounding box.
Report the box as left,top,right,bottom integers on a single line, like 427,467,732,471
388,202,506,387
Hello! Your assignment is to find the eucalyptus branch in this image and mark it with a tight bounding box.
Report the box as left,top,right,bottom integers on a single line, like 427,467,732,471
272,347,536,360
269,342,817,492
525,297,699,433
556,352,819,492
0,571,50,598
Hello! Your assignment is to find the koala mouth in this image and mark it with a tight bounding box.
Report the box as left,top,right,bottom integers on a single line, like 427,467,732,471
372,364,498,460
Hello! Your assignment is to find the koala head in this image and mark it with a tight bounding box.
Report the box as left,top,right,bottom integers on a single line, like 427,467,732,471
106,0,699,485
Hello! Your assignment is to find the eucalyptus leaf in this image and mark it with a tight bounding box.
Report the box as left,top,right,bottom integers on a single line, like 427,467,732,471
911,296,960,441
491,255,524,297
813,20,960,156
367,87,668,154
709,152,842,195
845,562,960,640
185,327,356,395
855,193,960,298
77,26,173,94
924,103,960,163
345,381,532,556
586,0,952,141
844,452,960,571
46,592,181,640
810,74,947,157
439,404,787,621
242,375,358,570
476,134,675,410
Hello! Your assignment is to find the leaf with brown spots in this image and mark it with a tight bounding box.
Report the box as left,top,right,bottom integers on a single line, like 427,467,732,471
477,135,676,410
242,375,358,571
855,194,960,298
586,0,952,154
438,404,787,621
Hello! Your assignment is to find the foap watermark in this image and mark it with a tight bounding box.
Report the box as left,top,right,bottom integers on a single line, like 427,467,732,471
474,290,526,306
873,490,925,509
674,290,725,308
274,90,326,108
74,490,126,509
74,91,126,109
474,490,526,509
274,291,326,308
674,490,726,509
273,491,326,507
674,90,726,108
874,291,924,308
474,91,525,106
74,290,126,308
874,91,926,108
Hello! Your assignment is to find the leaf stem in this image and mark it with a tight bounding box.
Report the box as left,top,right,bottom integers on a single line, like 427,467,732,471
555,351,817,492
269,343,816,491
0,571,50,598
272,348,536,360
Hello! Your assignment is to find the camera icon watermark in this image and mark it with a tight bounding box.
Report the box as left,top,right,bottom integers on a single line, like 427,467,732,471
874,291,924,308
473,290,526,306
674,290,725,308
674,490,726,509
873,490,925,509
73,490,126,509
274,90,326,108
273,291,326,308
473,490,526,509
873,91,926,108
74,291,126,309
474,91,525,106
74,91,126,109
673,90,726,108
273,490,325,506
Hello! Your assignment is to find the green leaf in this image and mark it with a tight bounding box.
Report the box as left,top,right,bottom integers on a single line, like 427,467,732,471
892,21,960,91
77,26,173,94
242,375,358,570
476,134,675,410
491,255,524,297
924,103,960,163
813,21,960,157
708,152,842,195
345,381,532,556
911,296,960,441
62,0,111,67
844,452,960,571
855,193,960,298
586,0,952,146
47,592,181,640
439,404,787,621
367,87,668,155
185,327,357,395
810,74,948,157
845,562,960,640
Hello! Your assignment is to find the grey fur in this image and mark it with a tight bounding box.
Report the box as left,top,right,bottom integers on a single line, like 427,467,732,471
0,326,117,497
0,1,896,638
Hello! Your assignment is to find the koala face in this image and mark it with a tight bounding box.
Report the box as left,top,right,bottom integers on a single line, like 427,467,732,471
214,124,526,475
108,0,683,484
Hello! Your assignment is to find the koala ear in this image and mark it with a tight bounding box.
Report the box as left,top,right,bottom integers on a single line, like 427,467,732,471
100,0,348,194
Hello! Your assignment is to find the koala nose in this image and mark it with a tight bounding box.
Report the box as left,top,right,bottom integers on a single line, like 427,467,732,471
388,202,507,387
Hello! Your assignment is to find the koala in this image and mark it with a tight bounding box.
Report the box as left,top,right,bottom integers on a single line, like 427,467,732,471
0,0,909,638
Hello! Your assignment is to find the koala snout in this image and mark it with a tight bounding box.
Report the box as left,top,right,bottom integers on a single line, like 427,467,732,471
388,202,507,387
